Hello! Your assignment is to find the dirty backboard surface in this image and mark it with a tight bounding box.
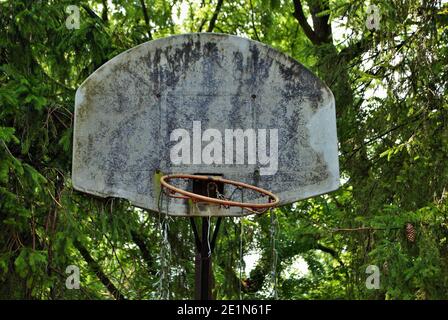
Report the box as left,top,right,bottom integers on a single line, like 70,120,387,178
72,33,340,216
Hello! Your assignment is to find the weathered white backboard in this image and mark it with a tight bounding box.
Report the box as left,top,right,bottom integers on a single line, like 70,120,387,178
72,33,339,216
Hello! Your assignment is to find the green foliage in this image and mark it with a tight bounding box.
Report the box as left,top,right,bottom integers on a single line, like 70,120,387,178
0,0,447,300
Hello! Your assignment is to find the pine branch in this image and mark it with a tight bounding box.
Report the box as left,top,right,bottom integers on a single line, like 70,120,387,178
131,230,157,275
316,243,345,267
332,227,402,232
197,0,207,31
292,0,320,45
249,0,260,41
74,240,126,300
308,0,332,43
337,37,372,63
346,112,424,161
101,0,108,22
292,0,333,45
81,4,102,22
139,0,153,40
207,0,224,32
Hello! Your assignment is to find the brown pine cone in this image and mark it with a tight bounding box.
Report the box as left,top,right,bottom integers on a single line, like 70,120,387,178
405,223,416,243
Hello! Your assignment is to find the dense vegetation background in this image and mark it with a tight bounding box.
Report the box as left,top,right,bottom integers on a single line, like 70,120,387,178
0,0,447,300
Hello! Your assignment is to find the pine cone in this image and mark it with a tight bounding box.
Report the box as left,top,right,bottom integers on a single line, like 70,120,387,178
405,223,416,243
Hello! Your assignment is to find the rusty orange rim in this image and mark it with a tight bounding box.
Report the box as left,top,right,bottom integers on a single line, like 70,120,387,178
160,174,279,212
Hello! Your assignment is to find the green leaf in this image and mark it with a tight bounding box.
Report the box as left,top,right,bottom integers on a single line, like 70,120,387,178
0,127,19,144
0,158,10,183
58,128,72,153
14,249,28,278
24,163,47,186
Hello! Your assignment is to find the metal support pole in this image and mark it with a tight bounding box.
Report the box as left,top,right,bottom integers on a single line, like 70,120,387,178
191,216,222,300
200,217,212,299
191,178,223,300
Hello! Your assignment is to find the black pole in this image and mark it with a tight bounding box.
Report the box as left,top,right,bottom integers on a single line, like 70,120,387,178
200,217,212,299
211,217,222,252
193,217,212,300
192,216,223,300
191,178,223,300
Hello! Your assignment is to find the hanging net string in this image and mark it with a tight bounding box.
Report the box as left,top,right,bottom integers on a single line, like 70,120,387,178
206,183,215,258
239,217,244,300
238,188,245,300
217,185,246,300
206,182,245,298
270,208,278,300
156,188,172,300
207,215,212,257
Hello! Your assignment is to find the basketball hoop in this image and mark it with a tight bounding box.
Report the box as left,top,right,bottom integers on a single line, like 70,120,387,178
72,33,340,300
160,174,279,214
